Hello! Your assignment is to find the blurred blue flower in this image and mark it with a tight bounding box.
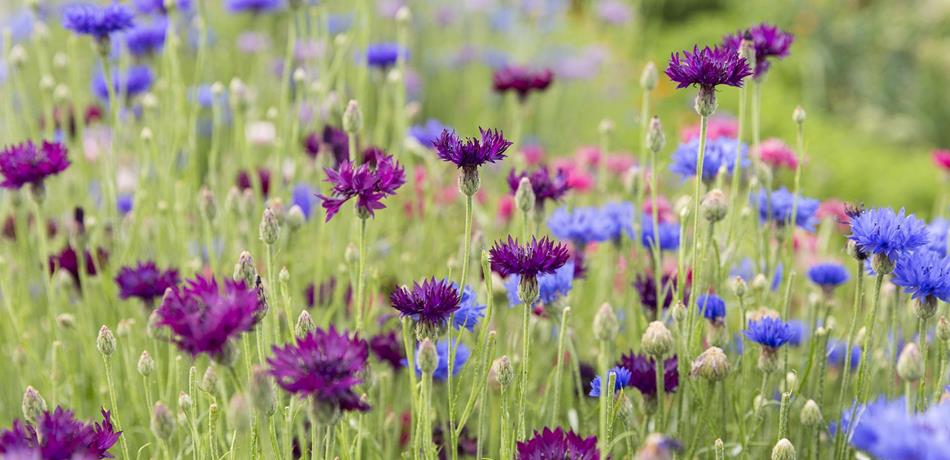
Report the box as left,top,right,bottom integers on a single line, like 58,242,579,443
696,294,725,322
407,339,470,381
409,119,449,149
807,262,850,290
292,184,318,220
752,187,820,230
125,17,167,56
92,66,155,102
827,339,859,369
453,284,486,332
505,261,574,307
640,217,680,251
589,366,631,397
670,137,748,182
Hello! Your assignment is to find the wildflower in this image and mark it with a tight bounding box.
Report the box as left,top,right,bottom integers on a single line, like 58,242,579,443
62,2,135,40
744,317,795,350
409,119,450,149
642,321,674,357
696,294,726,324
669,137,749,182
752,187,820,231
842,398,950,459
236,168,272,197
267,327,370,415
507,167,570,209
723,24,794,79
806,262,849,293
115,261,179,306
49,245,108,285
0,140,70,191
515,427,598,460
91,66,155,102
599,202,637,241
453,283,486,331
405,339,470,381
633,271,688,314
892,250,950,318
369,330,404,370
547,206,611,245
321,125,350,165
364,43,408,69
133,0,192,14
504,261,574,307
588,366,632,397
640,217,680,251
826,340,860,370
390,278,460,339
156,275,263,363
758,138,798,170
435,128,511,195
617,352,679,398
492,66,554,100
225,0,285,14
849,207,929,263
124,18,167,57
490,235,570,305
927,218,950,256
291,184,317,220
318,153,405,221
665,45,752,116
933,149,950,171
690,346,730,382
0,407,121,459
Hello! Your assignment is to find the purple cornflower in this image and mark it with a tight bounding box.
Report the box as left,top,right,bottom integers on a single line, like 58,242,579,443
434,128,511,170
409,119,450,149
752,187,820,231
236,168,272,197
317,154,405,221
506,167,570,208
633,271,688,315
91,66,155,102
364,43,408,69
115,261,179,306
267,326,370,414
617,352,679,398
807,262,850,293
156,275,262,363
665,45,752,91
489,236,571,279
588,366,631,397
696,293,726,324
516,427,598,460
369,330,404,370
225,0,285,14
669,137,749,183
62,3,135,39
891,250,950,304
744,317,794,350
0,407,121,459
49,245,108,286
492,66,554,100
849,207,929,263
124,18,167,57
723,24,794,79
0,140,70,190
321,126,349,165
390,278,461,338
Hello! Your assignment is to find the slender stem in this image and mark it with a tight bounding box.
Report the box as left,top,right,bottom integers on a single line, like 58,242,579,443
103,357,131,460
447,193,474,459
550,307,571,426
355,218,368,333
518,299,532,441
654,356,665,432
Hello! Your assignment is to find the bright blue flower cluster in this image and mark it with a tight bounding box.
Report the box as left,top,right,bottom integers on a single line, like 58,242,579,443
669,137,749,182
744,317,795,349
696,294,726,322
752,187,820,230
807,263,850,290
453,283,486,331
640,217,680,251
125,18,167,57
409,339,470,381
547,201,635,245
891,250,950,302
365,43,409,69
849,208,929,261
927,218,950,256
840,398,950,459
588,366,632,397
505,262,574,307
62,3,135,39
92,66,155,102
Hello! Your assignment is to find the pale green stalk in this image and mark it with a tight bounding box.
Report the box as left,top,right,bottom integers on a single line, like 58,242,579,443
549,307,571,426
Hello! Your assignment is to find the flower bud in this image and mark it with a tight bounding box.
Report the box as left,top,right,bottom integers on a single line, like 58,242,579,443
151,402,176,440
343,100,362,134
640,62,658,91
259,207,280,245
178,392,193,413
22,386,47,424
395,6,411,23
915,295,938,320
642,321,674,358
690,346,729,382
800,399,823,427
771,438,796,460
593,303,619,342
515,177,535,214
731,276,747,298
296,310,315,337
793,106,806,125
200,366,218,393
56,313,76,329
138,351,155,377
518,276,540,306
417,339,439,375
646,116,665,154
751,273,769,293
599,118,615,136
938,316,950,342
249,365,276,416
694,87,718,117
870,253,895,275
897,343,923,382
701,189,728,223
671,301,687,323
233,251,257,287
491,356,514,388
227,393,252,434
459,166,481,197
97,325,116,356
286,205,305,231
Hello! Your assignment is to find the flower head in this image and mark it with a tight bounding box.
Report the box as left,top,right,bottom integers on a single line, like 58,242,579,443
492,66,554,100
318,154,405,221
547,206,611,245
807,263,850,291
390,278,461,333
665,45,752,91
133,0,192,14
827,340,860,370
115,261,179,305
124,18,167,56
640,217,680,251
267,326,370,413
752,187,820,230
617,352,679,397
844,397,950,459
588,366,632,397
507,167,570,208
365,43,408,69
504,261,574,307
0,141,70,190
434,128,511,170
515,427,598,460
406,339,470,381
669,136,749,182
723,24,794,79
744,317,795,350
453,284,486,331
62,3,135,39
409,119,450,149
891,250,950,303
633,271,688,314
0,407,121,459
927,218,950,256
225,0,285,14
849,208,930,262
696,294,726,323
489,236,571,279
933,149,950,171
758,138,799,170
369,330,404,370
92,65,155,102
156,275,263,361
49,245,108,285
236,168,272,197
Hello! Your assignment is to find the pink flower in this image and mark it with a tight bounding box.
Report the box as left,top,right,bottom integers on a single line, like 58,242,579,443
605,153,636,174
643,196,674,223
933,149,950,171
553,159,593,192
521,144,544,166
498,195,514,222
817,199,850,232
575,146,601,168
759,138,798,170
680,116,738,142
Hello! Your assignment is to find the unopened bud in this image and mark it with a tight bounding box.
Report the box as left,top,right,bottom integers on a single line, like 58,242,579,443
342,100,362,134
97,325,116,356
897,343,923,382
491,356,514,388
259,208,280,245
515,177,535,214
800,399,822,427
672,301,687,323
771,438,796,460
642,321,674,358
793,106,806,125
249,365,276,416
296,310,315,337
593,303,619,342
417,339,439,375
646,116,665,153
200,366,218,393
701,189,728,223
151,402,176,440
938,316,950,342
286,205,305,230
690,346,729,382
22,386,47,424
178,392,193,412
731,276,747,298
138,351,155,376
227,394,252,433
233,251,257,286
56,313,76,329
640,62,658,91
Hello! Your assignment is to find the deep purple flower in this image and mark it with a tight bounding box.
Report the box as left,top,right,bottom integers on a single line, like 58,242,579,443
267,326,370,413
0,407,121,459
633,272,688,314
156,275,262,362
617,352,679,398
49,245,108,285
365,42,409,69
317,154,405,222
0,141,70,189
303,132,321,158
91,66,154,101
115,261,179,305
493,66,554,100
62,3,135,39
236,168,272,197
390,278,461,332
723,24,794,79
369,330,404,370
665,45,752,91
515,427,598,460
124,18,167,56
434,128,511,170
489,236,571,279
321,126,349,165
506,167,570,208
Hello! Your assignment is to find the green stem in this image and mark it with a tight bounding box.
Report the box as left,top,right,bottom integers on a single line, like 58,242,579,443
550,307,571,426
103,357,131,460
355,218,368,333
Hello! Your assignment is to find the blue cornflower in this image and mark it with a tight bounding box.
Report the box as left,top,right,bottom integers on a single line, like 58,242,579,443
826,339,860,369
849,207,929,262
744,317,794,350
124,17,167,56
588,366,632,397
407,339,470,381
133,0,193,14
786,320,806,346
752,187,820,230
927,218,950,256
547,206,610,245
669,137,749,182
453,283,486,332
291,184,317,220
504,261,574,307
92,65,154,101
696,294,726,323
365,43,409,69
62,2,135,39
891,250,950,303
599,201,636,241
117,194,133,215
225,0,285,14
327,13,354,35
842,397,950,459
640,217,680,251
409,119,450,149
807,262,850,291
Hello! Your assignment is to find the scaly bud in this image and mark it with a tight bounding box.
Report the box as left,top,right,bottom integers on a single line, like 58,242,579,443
151,402,176,440
771,438,796,460
793,106,806,125
515,177,535,214
342,100,362,134
800,399,823,427
138,351,155,377
296,310,315,337
897,343,923,382
593,303,619,342
491,356,514,388
259,208,280,245
417,339,439,375
642,321,674,358
701,189,728,223
97,325,116,356
640,62,658,91
690,346,730,382
646,116,665,154
21,386,47,424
